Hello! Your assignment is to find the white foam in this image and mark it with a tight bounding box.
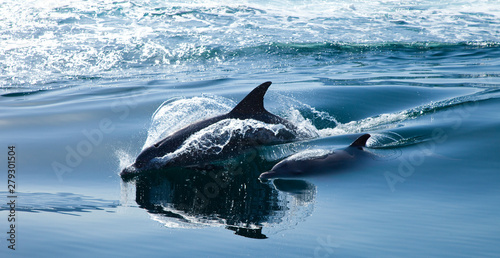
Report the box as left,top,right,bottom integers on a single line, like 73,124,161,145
319,111,410,137
3,0,499,88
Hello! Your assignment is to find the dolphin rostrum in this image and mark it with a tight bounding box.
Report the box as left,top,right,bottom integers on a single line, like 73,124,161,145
122,81,300,176
259,134,372,179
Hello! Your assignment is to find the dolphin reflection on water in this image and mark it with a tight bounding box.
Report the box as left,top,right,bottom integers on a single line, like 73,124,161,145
125,156,316,239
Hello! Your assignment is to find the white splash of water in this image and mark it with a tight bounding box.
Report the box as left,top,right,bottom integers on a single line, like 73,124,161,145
318,111,410,137
144,95,235,149
156,118,292,163
115,148,136,171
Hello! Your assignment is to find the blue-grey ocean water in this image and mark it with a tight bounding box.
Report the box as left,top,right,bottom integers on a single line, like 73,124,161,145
1,1,500,257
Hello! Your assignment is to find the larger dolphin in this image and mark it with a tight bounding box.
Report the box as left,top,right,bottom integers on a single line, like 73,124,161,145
259,134,372,179
122,81,299,176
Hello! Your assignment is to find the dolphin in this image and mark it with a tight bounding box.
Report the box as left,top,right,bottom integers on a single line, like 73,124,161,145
259,134,372,179
121,81,300,176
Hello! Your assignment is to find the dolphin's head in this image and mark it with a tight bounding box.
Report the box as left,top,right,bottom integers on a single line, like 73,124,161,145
120,148,163,178
259,150,334,180
259,159,309,180
120,155,150,178
122,143,171,176
259,149,352,180
120,157,166,180
120,163,139,180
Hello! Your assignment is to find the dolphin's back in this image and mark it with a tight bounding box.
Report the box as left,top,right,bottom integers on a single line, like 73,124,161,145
227,81,297,131
129,81,299,171
134,113,230,168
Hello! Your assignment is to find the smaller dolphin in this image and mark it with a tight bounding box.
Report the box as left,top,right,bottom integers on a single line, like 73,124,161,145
259,134,372,179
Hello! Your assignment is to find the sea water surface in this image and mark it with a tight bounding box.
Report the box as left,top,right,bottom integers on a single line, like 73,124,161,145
1,0,500,257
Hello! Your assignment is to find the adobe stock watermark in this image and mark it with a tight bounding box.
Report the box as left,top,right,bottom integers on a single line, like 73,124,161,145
51,95,141,182
383,100,478,192
313,235,340,258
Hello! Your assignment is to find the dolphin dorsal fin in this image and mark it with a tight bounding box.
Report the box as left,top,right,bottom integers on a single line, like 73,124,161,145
350,134,371,147
230,81,272,115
